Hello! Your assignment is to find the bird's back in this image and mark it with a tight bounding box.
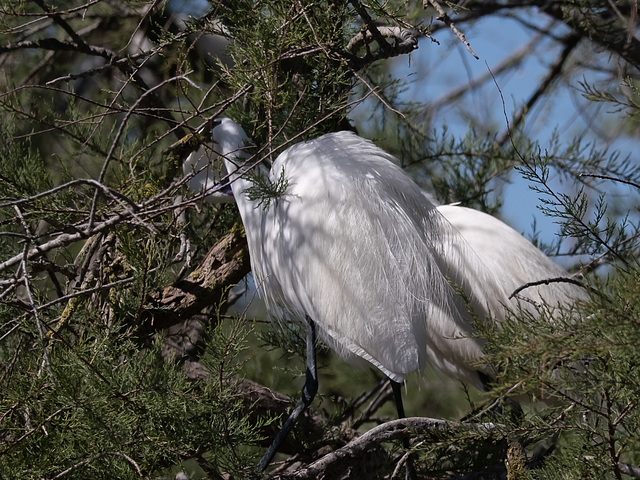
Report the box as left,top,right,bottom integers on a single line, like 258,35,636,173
249,131,499,386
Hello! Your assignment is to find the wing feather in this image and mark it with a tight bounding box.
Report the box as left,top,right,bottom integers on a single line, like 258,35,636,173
250,132,497,385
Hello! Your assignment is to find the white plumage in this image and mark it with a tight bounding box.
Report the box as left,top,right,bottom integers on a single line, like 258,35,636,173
185,118,587,474
182,134,233,202
437,204,584,310
202,118,584,390
229,205,584,343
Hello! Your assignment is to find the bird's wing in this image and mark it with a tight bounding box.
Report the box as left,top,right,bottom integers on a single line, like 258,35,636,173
252,132,488,385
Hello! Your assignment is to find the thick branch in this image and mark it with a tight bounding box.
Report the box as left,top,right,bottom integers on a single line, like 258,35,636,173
346,26,418,58
142,227,250,331
346,0,418,69
0,211,129,274
0,38,117,59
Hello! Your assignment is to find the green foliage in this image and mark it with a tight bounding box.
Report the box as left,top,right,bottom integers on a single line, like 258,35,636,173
214,0,355,150
0,132,51,201
243,166,289,210
0,313,260,479
514,142,640,263
1,0,640,478
477,264,640,479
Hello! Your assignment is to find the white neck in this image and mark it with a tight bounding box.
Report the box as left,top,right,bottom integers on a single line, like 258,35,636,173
211,119,264,229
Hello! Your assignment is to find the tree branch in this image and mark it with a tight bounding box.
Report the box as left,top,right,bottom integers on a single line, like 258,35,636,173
346,0,418,69
346,26,418,60
268,417,498,479
540,1,640,69
142,227,250,332
424,0,479,59
495,32,581,147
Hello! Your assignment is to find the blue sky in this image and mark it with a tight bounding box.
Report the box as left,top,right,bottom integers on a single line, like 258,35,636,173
373,10,638,254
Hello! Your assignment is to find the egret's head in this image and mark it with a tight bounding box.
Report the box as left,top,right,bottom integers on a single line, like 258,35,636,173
181,118,249,203
212,118,250,159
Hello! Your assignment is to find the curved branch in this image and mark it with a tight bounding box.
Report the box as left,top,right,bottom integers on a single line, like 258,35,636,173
509,276,587,299
269,417,498,479
346,26,418,58
142,227,250,331
346,0,418,69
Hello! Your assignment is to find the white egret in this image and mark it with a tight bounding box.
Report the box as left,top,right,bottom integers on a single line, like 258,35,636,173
187,118,585,474
435,204,585,310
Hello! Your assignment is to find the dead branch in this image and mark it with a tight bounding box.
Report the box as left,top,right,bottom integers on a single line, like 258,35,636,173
142,227,250,332
424,0,478,59
346,26,418,58
346,0,418,69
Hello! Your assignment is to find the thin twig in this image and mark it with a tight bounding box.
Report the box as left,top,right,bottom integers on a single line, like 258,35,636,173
49,451,143,479
0,408,66,457
509,277,587,299
579,173,640,190
12,205,56,381
424,0,478,59
89,73,196,229
489,67,630,268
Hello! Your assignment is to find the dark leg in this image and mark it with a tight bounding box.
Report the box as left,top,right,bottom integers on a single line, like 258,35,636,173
391,380,417,480
254,316,318,474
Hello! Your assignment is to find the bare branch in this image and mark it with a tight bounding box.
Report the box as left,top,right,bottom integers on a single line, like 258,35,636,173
269,417,498,479
424,0,478,59
49,450,143,479
346,26,418,58
0,37,115,59
619,462,640,479
579,173,640,190
142,228,250,331
508,276,587,300
0,211,128,274
346,0,418,69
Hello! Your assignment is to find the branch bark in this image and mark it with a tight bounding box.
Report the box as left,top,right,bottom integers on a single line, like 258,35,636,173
142,226,251,332
268,417,498,479
424,0,479,59
346,0,418,69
